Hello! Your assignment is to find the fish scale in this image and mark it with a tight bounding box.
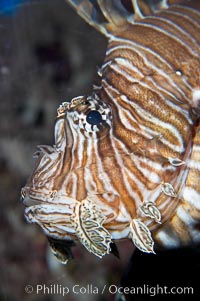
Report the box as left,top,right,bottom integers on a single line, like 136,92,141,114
21,0,200,262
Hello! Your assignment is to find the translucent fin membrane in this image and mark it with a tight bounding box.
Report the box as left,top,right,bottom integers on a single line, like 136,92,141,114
65,0,193,36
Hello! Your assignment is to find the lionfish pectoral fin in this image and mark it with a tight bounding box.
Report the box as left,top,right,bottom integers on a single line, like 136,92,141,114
71,199,112,258
131,0,144,19
48,237,76,264
97,0,132,28
65,0,180,36
65,0,109,36
129,219,155,253
65,0,135,36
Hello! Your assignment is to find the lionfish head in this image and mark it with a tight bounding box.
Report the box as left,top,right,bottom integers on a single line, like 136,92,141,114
22,95,112,200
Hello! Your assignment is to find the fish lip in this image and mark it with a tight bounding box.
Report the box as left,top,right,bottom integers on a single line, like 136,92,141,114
23,197,41,207
21,187,79,208
20,186,44,207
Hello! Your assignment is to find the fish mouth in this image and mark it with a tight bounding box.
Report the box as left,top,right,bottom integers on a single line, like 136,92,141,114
20,186,49,207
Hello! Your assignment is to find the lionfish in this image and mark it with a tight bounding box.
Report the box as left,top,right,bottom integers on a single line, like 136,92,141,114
21,0,200,263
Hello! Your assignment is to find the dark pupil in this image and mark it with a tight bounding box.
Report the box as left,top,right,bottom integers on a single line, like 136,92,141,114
86,110,102,125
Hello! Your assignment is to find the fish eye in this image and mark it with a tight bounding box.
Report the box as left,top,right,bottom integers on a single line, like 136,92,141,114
86,110,103,125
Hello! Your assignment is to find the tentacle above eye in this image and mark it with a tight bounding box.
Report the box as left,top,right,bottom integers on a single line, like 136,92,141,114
57,95,112,137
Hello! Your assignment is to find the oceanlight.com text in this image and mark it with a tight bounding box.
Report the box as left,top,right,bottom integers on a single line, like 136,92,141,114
109,284,194,296
25,283,194,297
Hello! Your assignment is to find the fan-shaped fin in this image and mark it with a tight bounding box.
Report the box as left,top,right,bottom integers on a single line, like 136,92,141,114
65,0,190,36
66,0,192,37
65,0,107,36
131,0,144,19
65,0,135,36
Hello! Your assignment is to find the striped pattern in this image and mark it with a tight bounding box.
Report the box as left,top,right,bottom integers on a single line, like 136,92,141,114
97,3,200,245
22,0,200,254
